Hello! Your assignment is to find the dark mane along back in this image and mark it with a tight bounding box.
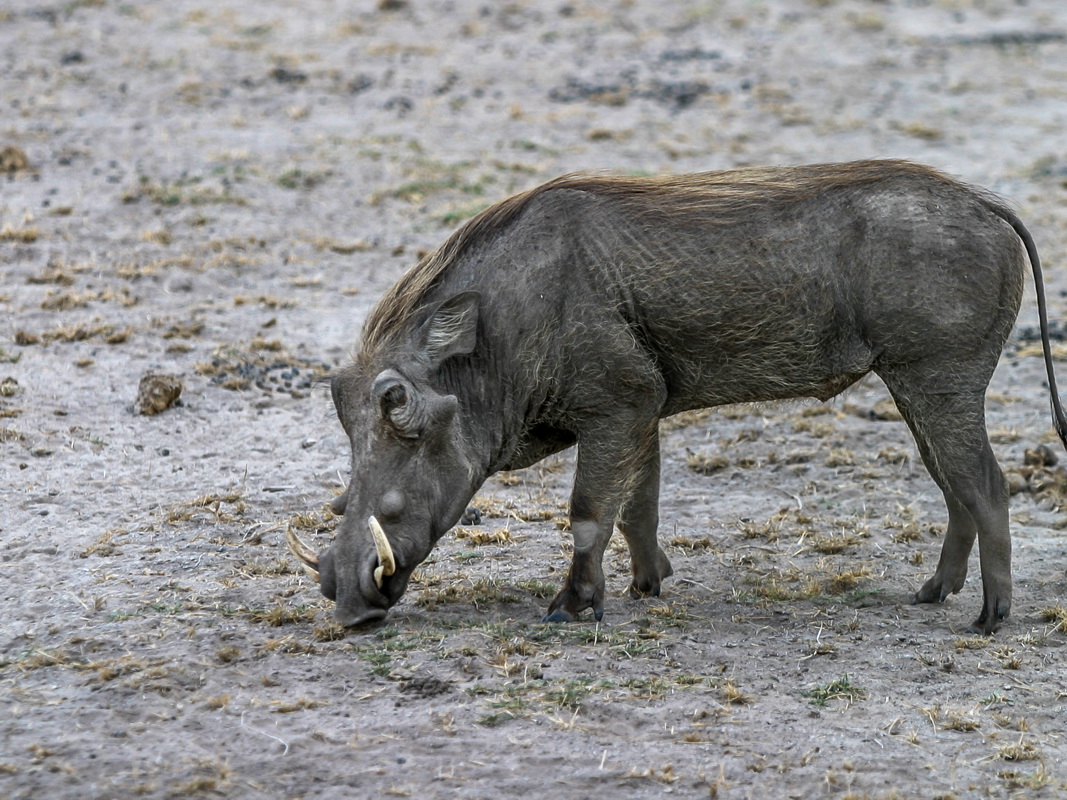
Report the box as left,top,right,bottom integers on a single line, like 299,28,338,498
359,180,553,357
358,160,962,357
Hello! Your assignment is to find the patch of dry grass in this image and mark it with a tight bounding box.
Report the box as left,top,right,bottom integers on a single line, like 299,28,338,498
416,578,520,610
1038,605,1067,632
686,450,729,475
721,680,752,705
233,294,296,309
235,558,295,578
165,492,246,524
471,495,561,523
747,570,823,602
998,739,1041,762
247,605,316,627
287,509,337,533
824,566,872,595
807,533,864,554
824,448,855,467
669,535,719,551
79,528,126,558
954,636,990,652
998,765,1055,790
15,323,131,346
0,225,39,242
804,675,866,707
942,712,981,732
453,526,514,546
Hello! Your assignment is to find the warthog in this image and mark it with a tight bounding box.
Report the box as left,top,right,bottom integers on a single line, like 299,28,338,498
288,160,1066,634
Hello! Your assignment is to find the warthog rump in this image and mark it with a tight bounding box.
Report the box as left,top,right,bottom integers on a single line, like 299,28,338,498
289,160,1067,634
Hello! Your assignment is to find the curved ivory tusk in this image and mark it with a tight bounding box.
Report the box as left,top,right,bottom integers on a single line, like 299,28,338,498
368,515,396,588
286,525,320,582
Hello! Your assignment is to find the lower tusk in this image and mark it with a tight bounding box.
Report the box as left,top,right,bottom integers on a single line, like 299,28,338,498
368,515,396,588
286,525,320,582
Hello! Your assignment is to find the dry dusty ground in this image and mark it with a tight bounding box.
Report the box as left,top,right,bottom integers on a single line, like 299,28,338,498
3,1,1067,798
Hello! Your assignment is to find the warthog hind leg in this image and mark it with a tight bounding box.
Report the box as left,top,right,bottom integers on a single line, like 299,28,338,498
884,379,1011,634
913,493,974,603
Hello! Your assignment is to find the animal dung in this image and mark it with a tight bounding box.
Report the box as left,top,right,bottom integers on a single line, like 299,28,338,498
135,373,183,415
1023,443,1058,467
196,348,330,397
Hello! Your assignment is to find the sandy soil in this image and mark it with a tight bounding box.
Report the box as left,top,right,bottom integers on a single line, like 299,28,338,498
3,1,1067,797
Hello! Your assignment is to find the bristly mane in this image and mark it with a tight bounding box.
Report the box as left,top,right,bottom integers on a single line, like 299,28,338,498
359,180,552,358
358,160,959,356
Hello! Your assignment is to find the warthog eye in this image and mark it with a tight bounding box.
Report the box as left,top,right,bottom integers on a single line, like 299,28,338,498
380,383,406,414
371,370,419,435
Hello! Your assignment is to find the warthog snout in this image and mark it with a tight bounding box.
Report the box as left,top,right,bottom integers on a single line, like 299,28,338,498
286,521,396,627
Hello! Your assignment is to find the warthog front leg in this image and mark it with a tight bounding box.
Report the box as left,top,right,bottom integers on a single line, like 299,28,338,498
543,516,609,623
544,418,663,623
617,427,673,598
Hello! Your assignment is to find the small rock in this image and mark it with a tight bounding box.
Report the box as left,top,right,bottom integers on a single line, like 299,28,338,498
269,66,307,84
135,373,183,415
1005,470,1029,495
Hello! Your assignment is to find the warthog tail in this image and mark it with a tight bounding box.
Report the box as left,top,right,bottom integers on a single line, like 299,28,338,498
992,203,1067,451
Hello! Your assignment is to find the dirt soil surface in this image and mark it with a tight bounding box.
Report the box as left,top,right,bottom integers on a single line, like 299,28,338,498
4,1,1067,798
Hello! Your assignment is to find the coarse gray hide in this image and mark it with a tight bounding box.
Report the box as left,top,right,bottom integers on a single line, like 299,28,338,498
288,161,1067,635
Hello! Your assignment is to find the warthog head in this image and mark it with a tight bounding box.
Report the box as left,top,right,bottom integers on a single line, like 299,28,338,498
288,292,484,626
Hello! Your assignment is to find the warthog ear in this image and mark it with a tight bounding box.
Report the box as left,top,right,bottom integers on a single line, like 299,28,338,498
418,291,480,365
